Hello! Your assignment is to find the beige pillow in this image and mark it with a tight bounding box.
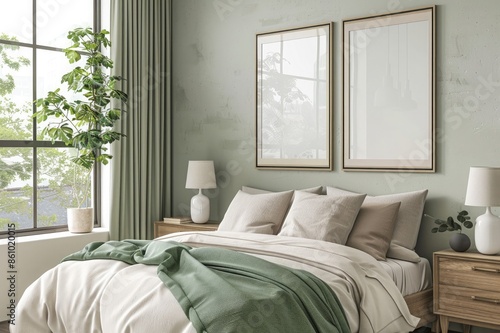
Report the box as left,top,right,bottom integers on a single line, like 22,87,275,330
278,191,366,244
326,187,427,262
386,244,421,263
241,186,271,195
218,190,293,234
241,185,323,195
346,201,401,260
241,186,324,234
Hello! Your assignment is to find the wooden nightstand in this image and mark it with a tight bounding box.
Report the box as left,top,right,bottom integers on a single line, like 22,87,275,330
433,250,500,333
154,221,219,238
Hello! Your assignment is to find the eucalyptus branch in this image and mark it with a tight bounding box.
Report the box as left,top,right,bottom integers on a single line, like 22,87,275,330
427,211,473,234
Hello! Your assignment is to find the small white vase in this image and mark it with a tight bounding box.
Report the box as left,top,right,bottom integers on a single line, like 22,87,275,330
67,207,94,233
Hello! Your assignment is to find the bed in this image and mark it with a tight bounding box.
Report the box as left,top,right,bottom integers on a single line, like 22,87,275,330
12,186,436,332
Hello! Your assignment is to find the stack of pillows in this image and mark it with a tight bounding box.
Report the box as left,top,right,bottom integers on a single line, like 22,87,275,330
217,186,428,262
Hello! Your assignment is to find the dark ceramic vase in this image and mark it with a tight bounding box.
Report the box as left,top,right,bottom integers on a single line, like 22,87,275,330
449,233,471,252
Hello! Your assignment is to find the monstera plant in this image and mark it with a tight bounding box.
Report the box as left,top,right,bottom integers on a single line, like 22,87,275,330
34,27,127,232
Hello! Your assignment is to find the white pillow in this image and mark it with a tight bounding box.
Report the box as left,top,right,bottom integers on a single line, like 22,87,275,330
218,190,293,234
278,191,366,244
326,186,427,261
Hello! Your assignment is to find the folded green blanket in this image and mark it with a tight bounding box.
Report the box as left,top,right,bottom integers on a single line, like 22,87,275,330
64,240,350,333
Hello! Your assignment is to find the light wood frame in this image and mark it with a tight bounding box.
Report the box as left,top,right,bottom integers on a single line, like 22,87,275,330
343,7,435,172
256,23,333,170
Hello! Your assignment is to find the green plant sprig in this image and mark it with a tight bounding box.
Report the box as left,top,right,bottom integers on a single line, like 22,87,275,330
427,210,473,233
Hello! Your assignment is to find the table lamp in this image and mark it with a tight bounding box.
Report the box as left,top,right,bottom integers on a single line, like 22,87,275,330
464,166,500,255
185,160,216,223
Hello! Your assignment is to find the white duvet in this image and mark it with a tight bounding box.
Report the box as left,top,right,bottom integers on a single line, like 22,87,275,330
12,231,419,333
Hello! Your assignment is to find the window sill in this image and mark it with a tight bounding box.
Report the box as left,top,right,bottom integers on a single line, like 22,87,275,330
0,228,109,245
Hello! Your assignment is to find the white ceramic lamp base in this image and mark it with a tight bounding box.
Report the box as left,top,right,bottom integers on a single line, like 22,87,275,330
475,207,500,255
190,189,210,223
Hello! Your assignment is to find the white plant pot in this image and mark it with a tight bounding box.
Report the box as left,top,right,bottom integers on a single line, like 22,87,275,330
67,207,94,233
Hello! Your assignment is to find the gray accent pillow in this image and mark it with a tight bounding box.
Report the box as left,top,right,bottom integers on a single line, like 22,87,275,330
278,191,366,245
326,186,427,262
218,190,294,234
346,201,401,261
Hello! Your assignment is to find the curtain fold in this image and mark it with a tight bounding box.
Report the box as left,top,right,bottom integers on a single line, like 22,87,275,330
109,0,172,240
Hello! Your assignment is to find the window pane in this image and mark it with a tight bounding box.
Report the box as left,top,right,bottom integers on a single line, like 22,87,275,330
0,148,33,231
101,0,111,58
37,0,93,48
36,49,86,140
0,0,33,43
1,0,102,234
36,48,81,98
37,148,92,227
0,44,33,140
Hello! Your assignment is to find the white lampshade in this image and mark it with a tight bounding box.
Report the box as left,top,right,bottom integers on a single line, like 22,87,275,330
464,166,500,255
185,161,216,224
465,167,500,207
185,161,216,189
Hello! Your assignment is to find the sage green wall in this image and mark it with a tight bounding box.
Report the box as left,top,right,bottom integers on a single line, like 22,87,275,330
171,0,500,271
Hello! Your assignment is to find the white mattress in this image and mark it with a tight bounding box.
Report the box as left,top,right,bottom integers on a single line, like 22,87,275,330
378,257,432,297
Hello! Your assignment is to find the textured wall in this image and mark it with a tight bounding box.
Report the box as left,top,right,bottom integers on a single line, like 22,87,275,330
171,0,500,270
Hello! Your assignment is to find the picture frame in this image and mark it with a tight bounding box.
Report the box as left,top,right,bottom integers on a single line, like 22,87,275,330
343,7,435,172
256,23,332,170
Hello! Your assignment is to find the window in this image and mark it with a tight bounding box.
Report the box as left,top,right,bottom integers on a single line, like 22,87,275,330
0,0,106,236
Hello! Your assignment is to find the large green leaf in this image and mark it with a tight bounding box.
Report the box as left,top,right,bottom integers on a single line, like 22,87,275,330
65,49,81,64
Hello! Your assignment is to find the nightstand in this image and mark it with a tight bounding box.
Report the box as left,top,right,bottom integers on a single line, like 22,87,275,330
433,250,500,333
154,221,219,238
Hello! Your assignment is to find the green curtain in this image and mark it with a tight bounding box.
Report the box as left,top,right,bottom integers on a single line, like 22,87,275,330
109,0,172,240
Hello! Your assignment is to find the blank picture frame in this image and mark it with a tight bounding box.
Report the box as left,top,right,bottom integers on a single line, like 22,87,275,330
343,7,435,172
256,23,333,170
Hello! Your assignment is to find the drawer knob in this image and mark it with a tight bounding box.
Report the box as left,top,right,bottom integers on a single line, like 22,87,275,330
472,266,500,273
471,296,500,304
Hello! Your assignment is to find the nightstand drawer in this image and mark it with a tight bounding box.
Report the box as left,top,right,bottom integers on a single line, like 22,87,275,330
434,250,500,332
438,258,500,292
437,285,500,325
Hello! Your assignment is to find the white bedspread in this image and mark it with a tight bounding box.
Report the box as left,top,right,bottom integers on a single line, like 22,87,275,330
12,231,419,333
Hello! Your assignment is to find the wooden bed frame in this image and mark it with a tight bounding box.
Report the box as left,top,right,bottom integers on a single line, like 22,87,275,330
405,288,438,332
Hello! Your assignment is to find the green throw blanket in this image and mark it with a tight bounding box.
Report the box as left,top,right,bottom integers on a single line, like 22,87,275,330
63,240,350,333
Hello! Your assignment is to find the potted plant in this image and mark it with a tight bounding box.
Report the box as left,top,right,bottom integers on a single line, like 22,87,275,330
427,210,474,252
34,27,127,233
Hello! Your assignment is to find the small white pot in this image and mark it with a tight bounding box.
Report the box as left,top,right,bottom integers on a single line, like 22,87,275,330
67,207,94,233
